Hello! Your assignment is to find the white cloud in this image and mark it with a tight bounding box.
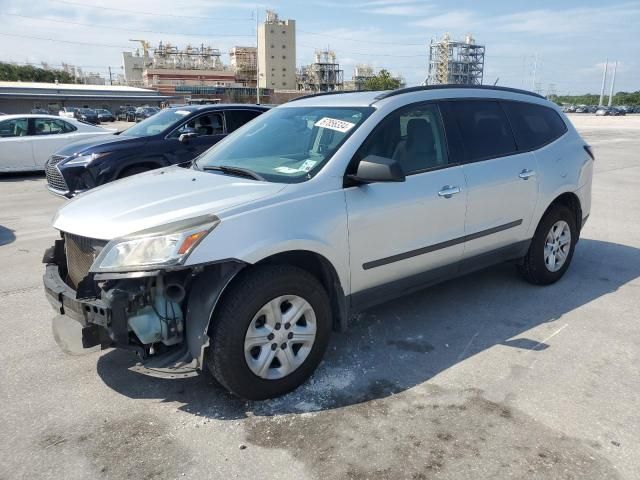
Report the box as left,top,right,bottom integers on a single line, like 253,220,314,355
411,10,477,30
367,5,430,16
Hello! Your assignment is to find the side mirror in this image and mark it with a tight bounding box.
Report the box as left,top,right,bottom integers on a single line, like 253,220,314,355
347,155,405,184
179,132,198,144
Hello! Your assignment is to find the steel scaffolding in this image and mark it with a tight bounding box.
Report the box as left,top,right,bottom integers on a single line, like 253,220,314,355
298,49,344,92
425,33,485,86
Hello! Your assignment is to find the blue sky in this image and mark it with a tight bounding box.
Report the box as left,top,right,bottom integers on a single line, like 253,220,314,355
1,0,638,94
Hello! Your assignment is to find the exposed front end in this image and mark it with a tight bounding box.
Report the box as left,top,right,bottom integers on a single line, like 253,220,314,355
42,213,243,370
43,232,187,358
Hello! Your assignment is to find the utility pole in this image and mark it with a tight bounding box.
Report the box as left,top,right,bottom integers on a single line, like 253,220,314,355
607,61,617,107
598,59,608,106
108,66,113,86
531,53,538,91
256,7,260,104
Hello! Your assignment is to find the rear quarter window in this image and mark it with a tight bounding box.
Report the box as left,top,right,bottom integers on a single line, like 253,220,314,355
502,101,568,151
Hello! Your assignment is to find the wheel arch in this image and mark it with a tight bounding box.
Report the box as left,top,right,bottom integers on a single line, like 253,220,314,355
186,250,349,370
116,159,166,179
253,250,349,332
545,191,583,234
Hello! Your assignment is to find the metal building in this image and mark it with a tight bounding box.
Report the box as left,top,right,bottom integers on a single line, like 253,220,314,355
425,33,485,86
298,49,344,92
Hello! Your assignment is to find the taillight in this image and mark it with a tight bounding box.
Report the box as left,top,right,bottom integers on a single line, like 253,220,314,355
584,145,595,161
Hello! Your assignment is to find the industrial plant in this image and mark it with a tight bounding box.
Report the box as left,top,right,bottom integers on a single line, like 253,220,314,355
425,33,485,86
2,10,490,107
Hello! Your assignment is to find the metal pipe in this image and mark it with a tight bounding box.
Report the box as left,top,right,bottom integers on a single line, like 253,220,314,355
599,59,608,106
607,61,617,107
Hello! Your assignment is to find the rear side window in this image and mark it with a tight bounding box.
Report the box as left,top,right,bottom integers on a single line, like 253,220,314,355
502,101,568,150
0,118,28,137
226,110,262,132
448,100,517,162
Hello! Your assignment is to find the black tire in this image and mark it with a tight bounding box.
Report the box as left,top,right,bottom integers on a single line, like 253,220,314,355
206,264,332,400
119,166,151,178
518,204,577,285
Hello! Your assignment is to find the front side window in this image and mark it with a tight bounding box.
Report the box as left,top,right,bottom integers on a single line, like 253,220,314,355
34,118,76,135
196,106,372,183
502,101,568,150
449,100,517,162
0,118,28,137
169,113,224,138
355,103,448,175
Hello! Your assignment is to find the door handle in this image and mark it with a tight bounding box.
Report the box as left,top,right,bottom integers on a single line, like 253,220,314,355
438,185,461,198
519,169,536,180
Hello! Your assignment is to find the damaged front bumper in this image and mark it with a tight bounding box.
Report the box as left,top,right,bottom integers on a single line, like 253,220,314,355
42,239,245,373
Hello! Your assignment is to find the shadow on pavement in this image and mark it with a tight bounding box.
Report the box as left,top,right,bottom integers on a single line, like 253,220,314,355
0,171,45,182
0,226,16,246
96,238,640,419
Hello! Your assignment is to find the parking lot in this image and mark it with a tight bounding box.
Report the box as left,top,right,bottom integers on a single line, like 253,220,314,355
1,114,639,479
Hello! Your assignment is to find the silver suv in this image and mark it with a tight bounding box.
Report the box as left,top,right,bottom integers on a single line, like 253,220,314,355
43,87,593,399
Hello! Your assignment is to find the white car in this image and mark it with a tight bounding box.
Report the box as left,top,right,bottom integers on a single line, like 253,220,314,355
44,86,593,399
0,114,114,172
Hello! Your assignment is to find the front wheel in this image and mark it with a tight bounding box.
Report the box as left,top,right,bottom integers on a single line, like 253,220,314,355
206,265,332,400
519,204,577,285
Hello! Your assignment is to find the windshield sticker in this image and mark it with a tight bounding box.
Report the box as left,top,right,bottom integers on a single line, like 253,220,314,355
299,160,317,172
314,117,355,133
175,110,191,116
275,166,300,174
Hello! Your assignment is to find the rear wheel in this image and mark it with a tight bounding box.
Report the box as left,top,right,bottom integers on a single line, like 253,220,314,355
519,204,577,285
206,264,331,400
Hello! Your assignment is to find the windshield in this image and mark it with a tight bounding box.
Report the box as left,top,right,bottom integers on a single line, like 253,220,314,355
121,108,193,137
79,108,95,114
195,106,372,183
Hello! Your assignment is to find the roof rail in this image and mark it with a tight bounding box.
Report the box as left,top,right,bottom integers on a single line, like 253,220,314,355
374,84,546,101
286,90,355,103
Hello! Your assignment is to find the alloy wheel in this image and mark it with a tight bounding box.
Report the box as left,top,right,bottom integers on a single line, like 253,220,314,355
244,295,317,380
544,220,571,272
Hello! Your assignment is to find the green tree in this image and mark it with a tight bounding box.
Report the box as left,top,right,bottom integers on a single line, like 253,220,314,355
363,69,401,91
0,62,78,83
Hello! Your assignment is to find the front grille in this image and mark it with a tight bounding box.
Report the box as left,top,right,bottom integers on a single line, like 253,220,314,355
45,155,69,192
64,233,107,288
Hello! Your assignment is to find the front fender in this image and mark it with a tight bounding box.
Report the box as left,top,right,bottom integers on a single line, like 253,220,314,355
185,261,246,369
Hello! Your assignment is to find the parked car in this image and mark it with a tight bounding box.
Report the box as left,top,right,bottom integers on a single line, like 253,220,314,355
31,108,50,114
76,108,100,125
43,86,593,400
96,109,115,122
0,114,114,172
116,106,136,122
595,107,610,116
59,107,78,119
134,106,160,122
45,104,268,196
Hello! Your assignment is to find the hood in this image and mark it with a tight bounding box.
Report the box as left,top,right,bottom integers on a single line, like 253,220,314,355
55,134,145,157
53,166,286,239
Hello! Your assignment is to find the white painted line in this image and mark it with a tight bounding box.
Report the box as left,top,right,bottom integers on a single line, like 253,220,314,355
529,323,569,369
457,331,480,361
